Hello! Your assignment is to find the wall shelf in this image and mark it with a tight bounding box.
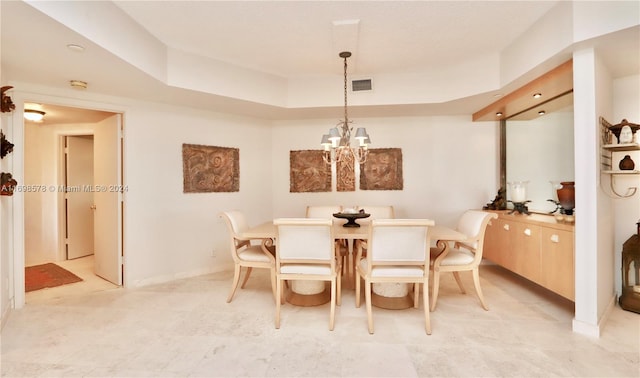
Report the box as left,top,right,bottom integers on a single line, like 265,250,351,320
602,143,640,151
602,170,640,175
600,117,639,198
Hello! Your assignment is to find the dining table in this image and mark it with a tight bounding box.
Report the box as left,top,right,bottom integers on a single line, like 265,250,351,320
242,220,467,309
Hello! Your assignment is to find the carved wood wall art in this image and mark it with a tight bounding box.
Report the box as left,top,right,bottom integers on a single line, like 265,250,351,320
360,148,403,191
1,131,14,158
337,150,355,192
290,150,331,192
1,86,15,113
1,172,17,196
182,144,239,193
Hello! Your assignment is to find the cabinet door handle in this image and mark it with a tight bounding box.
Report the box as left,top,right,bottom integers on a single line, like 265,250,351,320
503,224,510,231
550,234,559,243
524,228,531,236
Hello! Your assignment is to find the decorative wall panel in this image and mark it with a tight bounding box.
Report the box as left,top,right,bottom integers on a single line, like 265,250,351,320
360,148,403,191
337,150,356,192
182,144,239,193
290,150,331,192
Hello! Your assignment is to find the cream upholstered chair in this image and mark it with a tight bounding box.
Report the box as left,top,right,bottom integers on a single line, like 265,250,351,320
220,211,276,303
305,205,342,219
355,218,435,335
273,218,341,330
429,210,498,311
306,205,349,273
356,205,395,223
354,205,395,268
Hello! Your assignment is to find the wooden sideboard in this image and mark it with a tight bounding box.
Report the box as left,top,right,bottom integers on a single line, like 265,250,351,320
483,211,575,301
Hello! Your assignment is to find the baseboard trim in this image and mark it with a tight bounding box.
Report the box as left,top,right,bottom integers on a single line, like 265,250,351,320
572,294,616,338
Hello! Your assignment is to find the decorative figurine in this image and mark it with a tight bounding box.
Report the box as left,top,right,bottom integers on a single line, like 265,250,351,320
619,125,634,144
483,187,506,210
609,119,640,143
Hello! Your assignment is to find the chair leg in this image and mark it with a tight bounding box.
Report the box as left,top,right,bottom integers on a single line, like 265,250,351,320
423,280,432,335
329,278,336,331
414,283,420,309
365,279,374,334
269,268,277,303
355,270,362,308
452,271,466,294
226,264,241,303
241,267,253,288
280,279,286,304
337,271,342,306
275,277,282,329
472,268,489,311
430,270,440,312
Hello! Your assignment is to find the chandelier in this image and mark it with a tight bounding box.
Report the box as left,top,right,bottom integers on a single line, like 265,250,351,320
321,51,371,164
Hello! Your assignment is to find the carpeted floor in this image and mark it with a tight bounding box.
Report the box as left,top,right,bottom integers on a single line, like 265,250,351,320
25,263,83,292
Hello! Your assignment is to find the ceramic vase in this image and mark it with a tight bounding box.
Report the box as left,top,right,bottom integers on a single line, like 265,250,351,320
556,181,575,215
619,155,635,170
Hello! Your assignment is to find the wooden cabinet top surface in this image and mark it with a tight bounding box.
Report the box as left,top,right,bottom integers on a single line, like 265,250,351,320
486,210,575,232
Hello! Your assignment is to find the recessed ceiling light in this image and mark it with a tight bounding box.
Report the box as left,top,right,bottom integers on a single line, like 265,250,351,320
70,80,88,89
496,112,503,117
533,93,542,99
24,109,45,122
538,110,546,116
67,44,85,52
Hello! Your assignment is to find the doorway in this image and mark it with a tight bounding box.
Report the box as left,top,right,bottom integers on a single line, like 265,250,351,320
23,103,123,301
64,135,94,260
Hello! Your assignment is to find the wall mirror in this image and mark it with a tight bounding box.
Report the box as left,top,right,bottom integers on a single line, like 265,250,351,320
506,92,574,213
473,60,574,214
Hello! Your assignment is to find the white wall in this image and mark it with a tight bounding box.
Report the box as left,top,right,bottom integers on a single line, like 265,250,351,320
271,116,499,228
122,102,274,287
612,74,640,296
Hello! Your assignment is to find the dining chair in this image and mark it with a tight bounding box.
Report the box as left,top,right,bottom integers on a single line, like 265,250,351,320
305,205,342,219
220,210,276,303
355,205,395,223
273,218,341,330
305,205,350,274
429,210,498,311
355,218,435,335
353,205,396,275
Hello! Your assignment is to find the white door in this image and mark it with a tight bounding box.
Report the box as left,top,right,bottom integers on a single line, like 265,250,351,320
93,114,123,285
66,136,94,259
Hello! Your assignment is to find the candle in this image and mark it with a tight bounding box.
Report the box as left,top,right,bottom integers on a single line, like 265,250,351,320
511,185,526,202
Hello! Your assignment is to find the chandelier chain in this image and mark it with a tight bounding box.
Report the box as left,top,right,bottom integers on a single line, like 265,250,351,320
343,55,349,125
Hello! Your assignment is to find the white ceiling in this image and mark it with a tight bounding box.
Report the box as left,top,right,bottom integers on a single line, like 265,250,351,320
112,1,557,77
1,1,638,124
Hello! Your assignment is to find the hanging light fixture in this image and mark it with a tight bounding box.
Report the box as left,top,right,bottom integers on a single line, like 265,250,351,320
321,51,371,164
24,109,45,122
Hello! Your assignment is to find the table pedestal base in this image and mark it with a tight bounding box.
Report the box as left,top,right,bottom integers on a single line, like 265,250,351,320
371,282,413,310
286,281,331,307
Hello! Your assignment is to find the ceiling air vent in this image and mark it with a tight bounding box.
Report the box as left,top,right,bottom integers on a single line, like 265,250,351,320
351,79,372,92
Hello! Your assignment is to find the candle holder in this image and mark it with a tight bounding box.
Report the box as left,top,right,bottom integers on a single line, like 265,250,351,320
507,181,529,214
508,200,531,215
